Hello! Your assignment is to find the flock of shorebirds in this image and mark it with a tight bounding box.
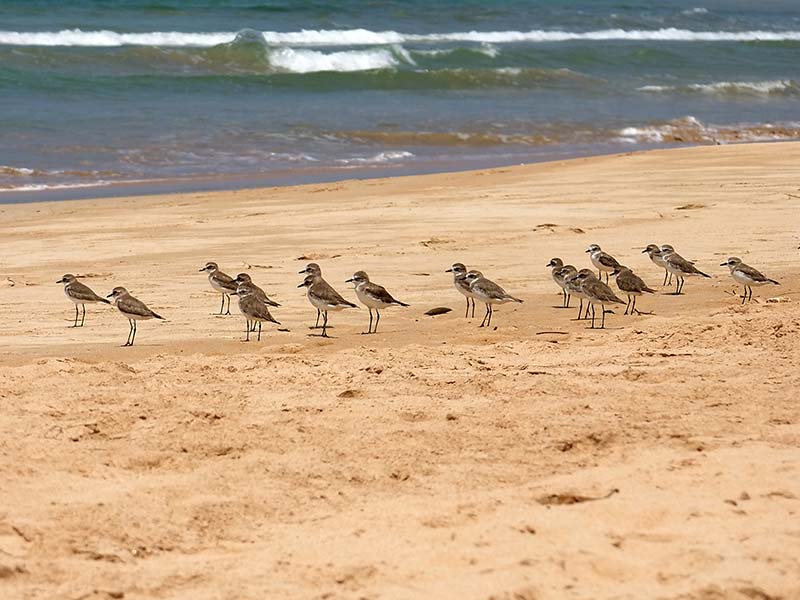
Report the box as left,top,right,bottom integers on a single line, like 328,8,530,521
56,244,780,346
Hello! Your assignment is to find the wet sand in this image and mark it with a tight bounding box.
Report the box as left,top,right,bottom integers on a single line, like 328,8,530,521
1,142,799,599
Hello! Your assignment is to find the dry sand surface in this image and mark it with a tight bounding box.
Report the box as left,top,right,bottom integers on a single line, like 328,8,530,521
1,143,800,600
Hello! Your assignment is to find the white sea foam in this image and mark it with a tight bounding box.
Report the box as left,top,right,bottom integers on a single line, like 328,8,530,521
336,151,414,165
3,28,800,48
682,7,709,15
638,80,798,95
267,46,403,73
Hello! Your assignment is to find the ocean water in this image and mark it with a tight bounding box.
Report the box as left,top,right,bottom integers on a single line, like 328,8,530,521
1,0,799,200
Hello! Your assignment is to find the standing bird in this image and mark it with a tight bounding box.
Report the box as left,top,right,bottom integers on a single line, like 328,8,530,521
575,271,626,329
298,270,357,338
612,266,656,315
564,268,593,320
464,271,523,328
661,247,710,295
233,274,280,332
643,244,671,286
298,263,325,328
585,244,621,283
546,258,576,308
106,287,164,346
232,285,280,341
200,262,237,315
56,274,110,327
445,263,477,318
345,271,409,334
720,257,779,304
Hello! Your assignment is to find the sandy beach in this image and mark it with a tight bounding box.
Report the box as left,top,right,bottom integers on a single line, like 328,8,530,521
1,142,799,599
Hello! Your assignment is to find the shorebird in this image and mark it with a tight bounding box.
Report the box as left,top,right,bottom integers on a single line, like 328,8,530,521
612,266,656,315
564,268,592,320
345,271,409,334
575,271,626,329
298,262,325,328
464,271,522,328
56,274,110,327
585,244,621,283
720,257,779,303
200,262,237,315
298,271,357,338
546,258,576,308
445,263,476,318
106,287,164,346
232,285,280,341
643,244,671,285
661,247,710,295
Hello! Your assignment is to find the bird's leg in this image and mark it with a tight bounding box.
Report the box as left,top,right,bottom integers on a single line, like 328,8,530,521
81,304,87,327
314,308,320,329
632,295,638,314
321,311,329,338
257,321,262,342
218,294,225,315
479,304,489,327
575,299,583,320
245,320,250,341
470,298,475,318
601,305,606,329
589,304,596,329
73,304,79,327
375,310,381,334
662,269,668,286
366,308,373,334
464,297,469,318
624,295,631,315
584,301,592,320
224,294,231,315
565,293,571,309
486,304,493,328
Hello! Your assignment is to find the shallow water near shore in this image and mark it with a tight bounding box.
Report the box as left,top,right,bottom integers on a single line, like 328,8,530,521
1,0,799,197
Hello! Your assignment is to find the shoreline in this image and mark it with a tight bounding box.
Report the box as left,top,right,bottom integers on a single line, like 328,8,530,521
2,141,799,599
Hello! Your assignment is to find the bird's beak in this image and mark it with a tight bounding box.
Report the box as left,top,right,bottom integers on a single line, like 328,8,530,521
298,269,307,274
56,279,62,283
198,268,206,272
641,248,648,253
719,262,728,266
106,292,113,298
345,278,354,283
445,268,452,273
297,282,305,288
585,249,591,253
230,291,238,296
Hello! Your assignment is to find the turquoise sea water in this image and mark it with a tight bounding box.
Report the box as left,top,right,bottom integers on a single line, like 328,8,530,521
1,0,799,200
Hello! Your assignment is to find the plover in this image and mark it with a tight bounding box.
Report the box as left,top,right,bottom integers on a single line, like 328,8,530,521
463,271,522,328
720,257,779,304
200,262,237,315
612,266,656,315
298,262,324,328
106,287,164,346
345,271,409,334
643,244,671,285
445,262,476,318
575,271,626,329
234,273,280,307
546,258,576,308
298,272,357,338
585,244,621,283
56,274,110,327
564,268,594,320
661,247,710,295
232,285,280,341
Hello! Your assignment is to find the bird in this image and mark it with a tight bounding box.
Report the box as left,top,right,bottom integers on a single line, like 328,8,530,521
56,274,110,327
564,268,592,320
661,247,710,295
200,262,237,315
575,271,626,329
612,266,656,315
298,263,325,328
643,244,671,286
234,273,280,307
232,284,280,341
298,270,357,338
445,263,476,318
546,258,576,308
720,257,779,304
106,287,164,346
585,244,621,283
463,271,522,328
345,271,409,334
